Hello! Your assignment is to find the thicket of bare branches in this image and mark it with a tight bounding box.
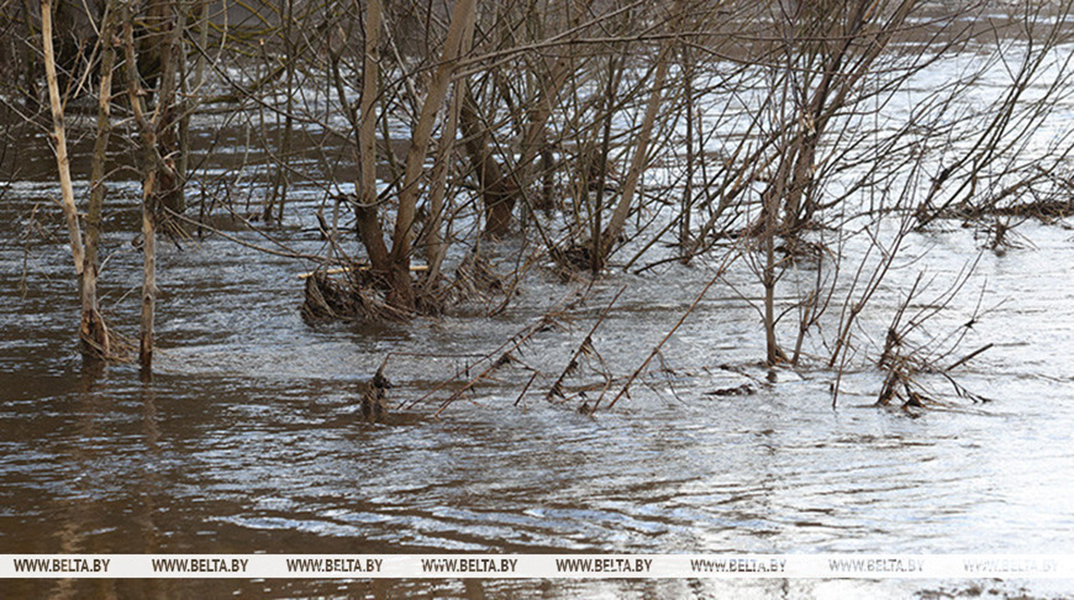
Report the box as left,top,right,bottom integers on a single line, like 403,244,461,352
3,0,1073,407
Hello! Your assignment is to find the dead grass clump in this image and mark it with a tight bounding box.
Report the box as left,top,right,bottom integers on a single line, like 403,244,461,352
991,198,1074,221
300,269,407,323
876,345,993,416
451,251,506,301
81,318,137,364
550,242,594,273
876,351,942,415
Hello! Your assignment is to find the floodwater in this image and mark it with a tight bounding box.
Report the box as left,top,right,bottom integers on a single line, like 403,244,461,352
3,59,1074,600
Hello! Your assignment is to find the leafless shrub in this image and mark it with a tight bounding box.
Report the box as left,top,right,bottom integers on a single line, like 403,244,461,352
873,265,997,414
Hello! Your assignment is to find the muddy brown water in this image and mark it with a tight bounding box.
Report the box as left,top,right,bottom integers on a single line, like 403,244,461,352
3,85,1074,599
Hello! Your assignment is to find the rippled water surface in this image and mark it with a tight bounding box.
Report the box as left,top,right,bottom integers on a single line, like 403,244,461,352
3,73,1074,600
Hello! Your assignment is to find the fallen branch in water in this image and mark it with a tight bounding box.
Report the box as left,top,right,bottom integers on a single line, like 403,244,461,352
546,285,625,404
401,283,595,414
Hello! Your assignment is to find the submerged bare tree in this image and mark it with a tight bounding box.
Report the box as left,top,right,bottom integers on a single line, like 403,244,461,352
38,0,117,360
15,0,193,368
122,0,186,372
347,0,478,312
81,0,121,359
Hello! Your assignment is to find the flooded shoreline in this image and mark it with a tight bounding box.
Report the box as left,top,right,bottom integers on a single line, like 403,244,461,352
3,187,1073,596
5,1,1074,596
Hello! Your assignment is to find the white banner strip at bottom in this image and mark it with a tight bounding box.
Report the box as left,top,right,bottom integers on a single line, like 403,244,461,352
1,554,1070,579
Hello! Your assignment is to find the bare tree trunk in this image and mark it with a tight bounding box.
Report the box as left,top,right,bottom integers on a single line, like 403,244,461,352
265,0,295,225
600,40,673,264
680,40,695,251
778,0,920,232
124,20,160,372
762,181,786,366
422,111,457,288
355,0,390,273
192,0,209,89
41,0,84,277
386,0,476,310
139,177,157,372
589,50,623,272
21,0,41,107
423,15,475,288
463,1,587,239
515,38,578,180
177,0,198,219
123,0,182,372
81,2,119,360
459,86,517,239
